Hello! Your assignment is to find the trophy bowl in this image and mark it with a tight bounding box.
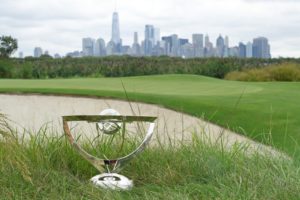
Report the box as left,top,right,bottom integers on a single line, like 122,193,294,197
62,109,157,190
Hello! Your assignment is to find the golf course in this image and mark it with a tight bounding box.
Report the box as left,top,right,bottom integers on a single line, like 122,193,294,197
0,74,299,157
1,74,300,199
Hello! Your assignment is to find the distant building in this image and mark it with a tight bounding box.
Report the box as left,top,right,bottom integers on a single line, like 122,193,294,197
229,46,239,57
246,42,253,58
111,12,121,45
205,34,210,48
224,36,229,57
107,12,122,54
154,28,160,45
225,36,229,48
66,51,82,58
18,52,23,58
252,37,271,58
131,32,141,56
204,34,214,57
106,40,116,55
179,38,189,46
162,36,172,56
170,34,179,57
180,43,194,58
160,35,179,56
82,38,94,56
34,47,43,58
121,45,131,55
54,53,61,59
216,35,225,57
192,34,204,48
67,12,272,59
192,34,204,57
144,25,155,56
94,38,106,56
238,42,246,58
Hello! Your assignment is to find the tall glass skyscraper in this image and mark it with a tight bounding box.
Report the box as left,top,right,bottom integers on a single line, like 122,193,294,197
144,25,155,56
111,12,121,45
253,37,271,58
216,35,225,57
82,38,94,56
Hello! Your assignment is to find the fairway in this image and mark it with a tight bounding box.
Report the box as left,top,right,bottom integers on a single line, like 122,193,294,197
0,74,300,157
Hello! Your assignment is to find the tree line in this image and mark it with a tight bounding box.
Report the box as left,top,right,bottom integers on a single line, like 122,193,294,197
1,56,299,79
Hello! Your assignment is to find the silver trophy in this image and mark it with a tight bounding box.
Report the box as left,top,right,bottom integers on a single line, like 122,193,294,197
62,109,157,190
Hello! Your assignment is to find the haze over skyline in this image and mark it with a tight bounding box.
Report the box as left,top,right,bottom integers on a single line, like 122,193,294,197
1,0,299,58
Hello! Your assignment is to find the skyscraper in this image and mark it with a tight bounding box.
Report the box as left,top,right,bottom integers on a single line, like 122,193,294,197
246,42,253,58
170,34,179,57
134,32,138,44
82,38,94,56
132,32,141,56
252,37,271,58
111,12,121,45
180,43,194,59
239,42,246,58
19,52,23,58
162,36,172,56
225,36,229,48
224,36,229,57
216,35,225,57
205,34,210,48
192,34,204,48
179,39,189,46
94,38,106,56
192,34,204,57
144,25,155,56
154,28,160,45
34,47,43,58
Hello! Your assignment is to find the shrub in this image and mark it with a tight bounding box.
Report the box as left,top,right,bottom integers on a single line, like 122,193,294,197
225,63,300,82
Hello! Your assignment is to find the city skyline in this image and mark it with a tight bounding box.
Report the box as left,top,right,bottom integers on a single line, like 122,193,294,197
1,0,299,58
36,12,271,59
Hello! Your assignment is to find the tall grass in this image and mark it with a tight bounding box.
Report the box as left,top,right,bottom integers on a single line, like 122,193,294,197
225,63,300,82
1,114,300,199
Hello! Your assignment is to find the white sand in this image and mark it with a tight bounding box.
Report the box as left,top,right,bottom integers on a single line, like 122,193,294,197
0,94,285,156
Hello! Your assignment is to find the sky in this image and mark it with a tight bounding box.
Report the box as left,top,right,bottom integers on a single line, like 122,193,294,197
0,0,299,58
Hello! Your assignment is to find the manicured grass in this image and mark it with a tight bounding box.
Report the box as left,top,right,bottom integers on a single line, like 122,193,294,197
0,75,300,158
1,114,299,199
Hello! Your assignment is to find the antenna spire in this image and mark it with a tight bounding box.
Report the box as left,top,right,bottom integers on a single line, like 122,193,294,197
114,0,117,12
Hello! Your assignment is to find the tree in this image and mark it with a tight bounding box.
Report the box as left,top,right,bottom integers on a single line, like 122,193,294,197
0,36,18,58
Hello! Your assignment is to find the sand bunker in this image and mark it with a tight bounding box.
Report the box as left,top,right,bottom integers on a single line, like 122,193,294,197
0,94,284,156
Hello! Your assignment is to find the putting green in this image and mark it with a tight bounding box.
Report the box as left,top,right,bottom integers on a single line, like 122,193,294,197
0,74,299,157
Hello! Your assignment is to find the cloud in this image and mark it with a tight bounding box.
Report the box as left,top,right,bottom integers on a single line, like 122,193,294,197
0,0,299,57
244,0,300,2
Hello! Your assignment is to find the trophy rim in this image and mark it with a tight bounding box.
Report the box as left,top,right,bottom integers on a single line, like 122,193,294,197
62,114,157,173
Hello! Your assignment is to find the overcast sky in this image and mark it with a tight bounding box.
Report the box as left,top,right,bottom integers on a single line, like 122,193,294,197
1,0,299,58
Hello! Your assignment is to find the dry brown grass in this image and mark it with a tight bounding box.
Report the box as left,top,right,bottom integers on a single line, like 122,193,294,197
225,63,300,82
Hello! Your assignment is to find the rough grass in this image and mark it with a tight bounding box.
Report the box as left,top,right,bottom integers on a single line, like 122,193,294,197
225,63,300,82
1,114,300,199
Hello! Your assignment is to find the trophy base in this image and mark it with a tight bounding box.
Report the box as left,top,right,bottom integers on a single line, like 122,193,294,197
90,173,133,190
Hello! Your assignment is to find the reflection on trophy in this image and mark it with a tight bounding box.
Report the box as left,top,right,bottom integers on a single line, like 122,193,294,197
62,109,157,190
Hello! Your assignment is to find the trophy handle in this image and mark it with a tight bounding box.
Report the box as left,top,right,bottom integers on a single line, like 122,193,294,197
112,122,155,172
63,116,156,173
63,120,107,172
